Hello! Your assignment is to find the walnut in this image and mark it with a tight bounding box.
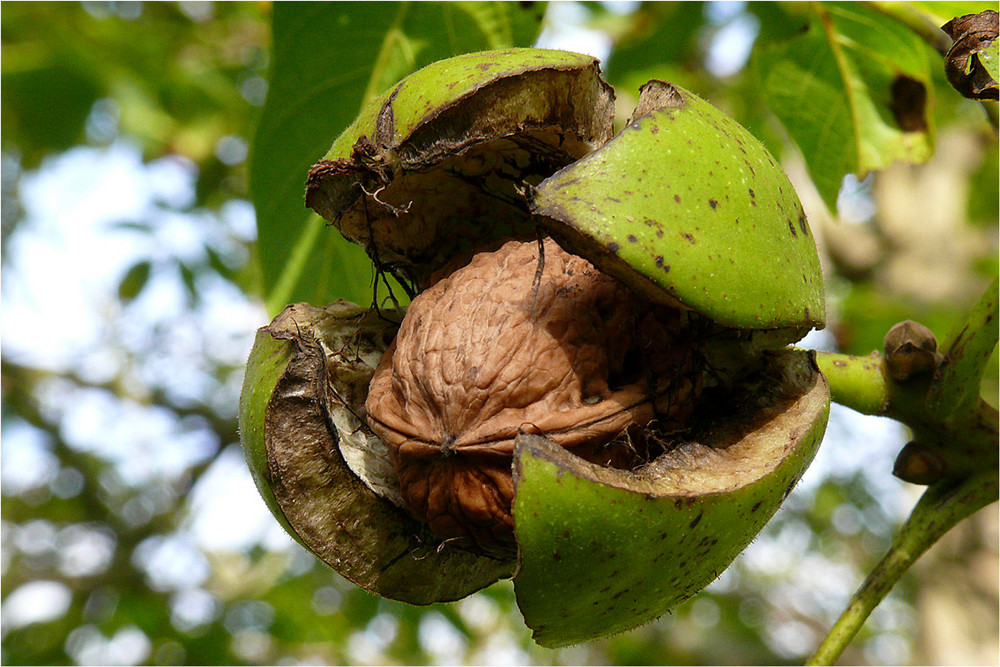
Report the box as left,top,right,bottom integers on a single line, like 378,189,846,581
366,238,703,556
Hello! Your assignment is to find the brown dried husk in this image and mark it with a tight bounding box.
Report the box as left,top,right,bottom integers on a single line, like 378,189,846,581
258,303,514,603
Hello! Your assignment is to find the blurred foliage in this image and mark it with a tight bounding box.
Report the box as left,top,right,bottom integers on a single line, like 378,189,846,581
1,2,996,666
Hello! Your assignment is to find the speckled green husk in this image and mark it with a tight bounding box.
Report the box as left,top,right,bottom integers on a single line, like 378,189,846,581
512,350,829,647
534,80,825,334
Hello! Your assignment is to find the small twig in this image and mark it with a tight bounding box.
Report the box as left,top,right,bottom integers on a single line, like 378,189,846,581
812,351,891,416
807,471,998,665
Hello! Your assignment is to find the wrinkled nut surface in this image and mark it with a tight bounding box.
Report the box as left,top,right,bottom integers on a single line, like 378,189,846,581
366,237,704,556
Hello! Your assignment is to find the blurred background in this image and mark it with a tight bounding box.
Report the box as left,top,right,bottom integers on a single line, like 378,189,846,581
2,2,997,665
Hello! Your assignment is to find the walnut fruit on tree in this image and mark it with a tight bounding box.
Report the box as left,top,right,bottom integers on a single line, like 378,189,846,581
239,48,831,647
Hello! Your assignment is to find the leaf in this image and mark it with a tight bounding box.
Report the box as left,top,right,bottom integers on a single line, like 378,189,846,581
249,2,547,316
982,37,999,81
1,61,102,168
941,9,999,99
603,2,706,90
907,1,999,27
754,2,935,210
117,261,152,303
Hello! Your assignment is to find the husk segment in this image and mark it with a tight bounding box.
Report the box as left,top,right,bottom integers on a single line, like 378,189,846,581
533,80,825,334
239,302,513,604
511,348,830,647
305,48,615,285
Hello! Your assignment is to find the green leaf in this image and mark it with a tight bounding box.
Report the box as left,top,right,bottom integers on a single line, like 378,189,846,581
117,261,152,303
754,2,935,210
1,61,102,167
906,1,999,27
249,2,547,316
981,38,999,82
603,2,705,91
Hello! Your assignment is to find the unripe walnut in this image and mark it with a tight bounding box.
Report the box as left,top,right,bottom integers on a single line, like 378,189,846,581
241,49,830,644
366,237,703,556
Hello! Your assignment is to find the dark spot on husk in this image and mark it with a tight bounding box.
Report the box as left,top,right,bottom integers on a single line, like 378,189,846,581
689,512,703,528
708,199,718,209
787,219,797,237
555,176,583,190
673,194,682,203
798,211,809,236
607,242,620,255
682,232,696,244
627,234,638,243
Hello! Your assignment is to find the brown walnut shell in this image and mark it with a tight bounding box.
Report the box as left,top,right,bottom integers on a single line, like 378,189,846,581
365,237,704,556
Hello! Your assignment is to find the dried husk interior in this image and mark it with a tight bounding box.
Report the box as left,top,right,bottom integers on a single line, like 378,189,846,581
254,303,513,604
305,49,615,285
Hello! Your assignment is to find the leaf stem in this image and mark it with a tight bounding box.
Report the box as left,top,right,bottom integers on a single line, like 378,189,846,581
864,1,951,55
807,471,998,665
927,276,1000,420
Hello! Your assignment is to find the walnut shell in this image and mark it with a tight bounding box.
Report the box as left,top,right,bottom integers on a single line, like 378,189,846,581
366,238,702,556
